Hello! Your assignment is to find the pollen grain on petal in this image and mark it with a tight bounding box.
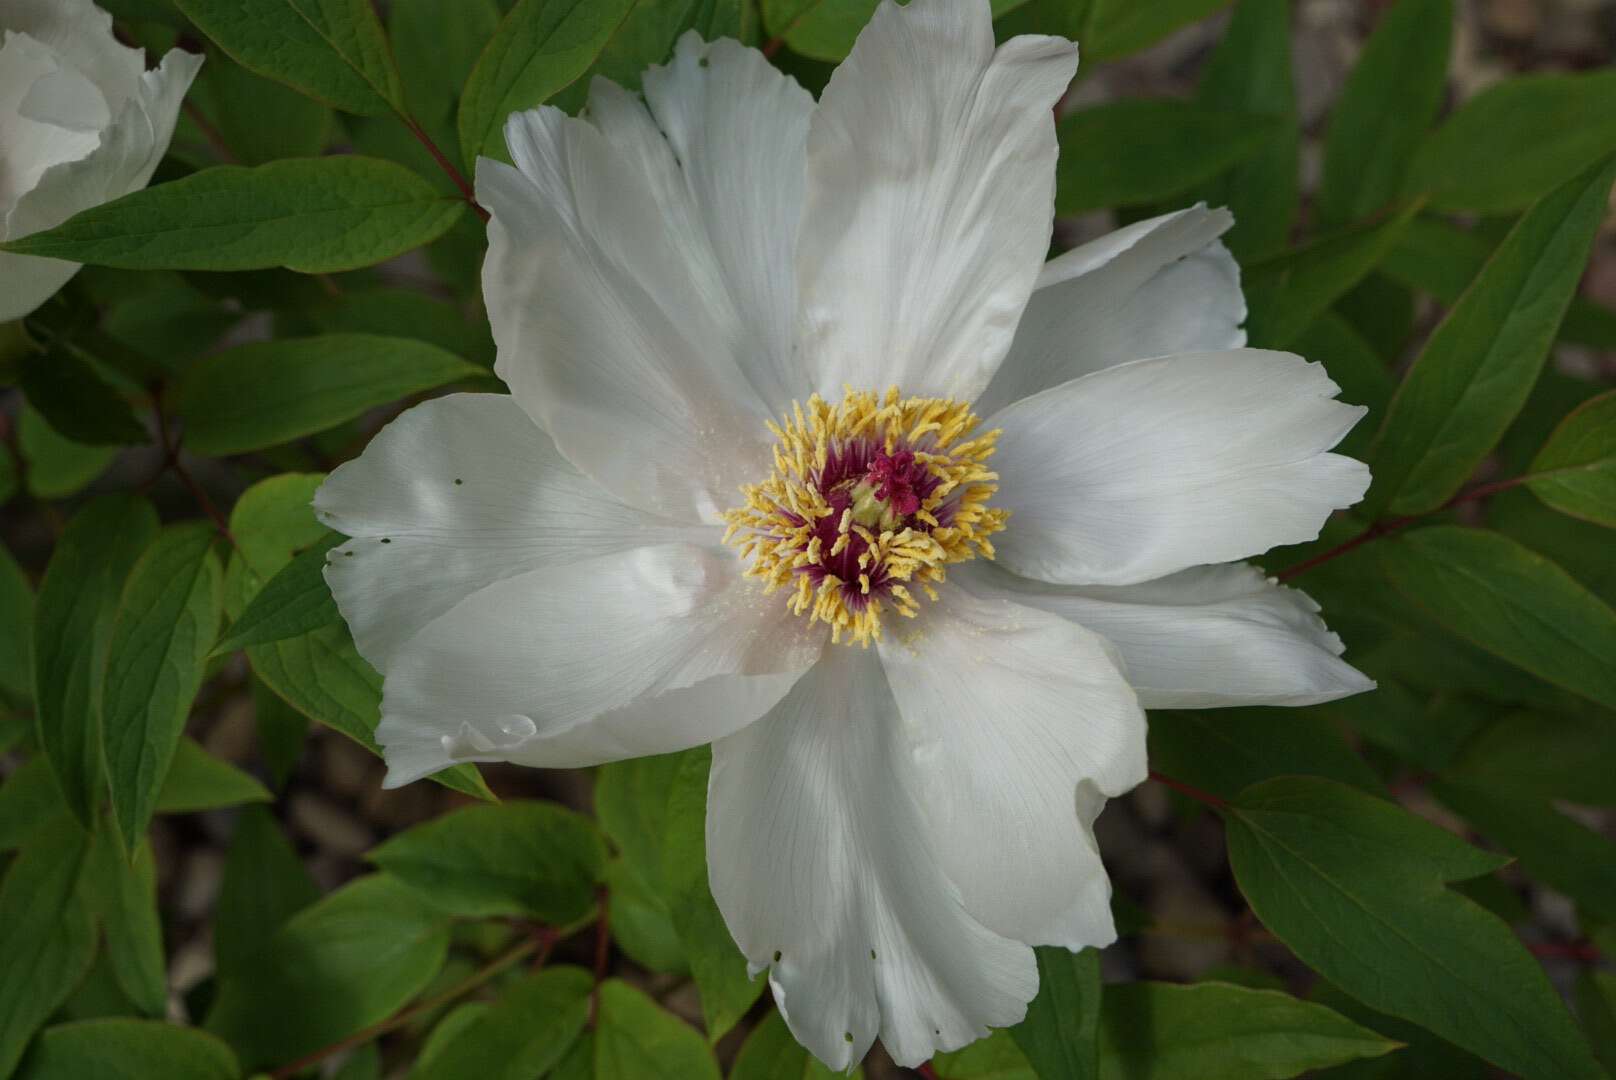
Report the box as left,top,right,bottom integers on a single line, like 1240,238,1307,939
722,387,1008,647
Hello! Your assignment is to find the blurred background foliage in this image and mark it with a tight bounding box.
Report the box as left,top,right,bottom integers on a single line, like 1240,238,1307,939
2,0,1616,1077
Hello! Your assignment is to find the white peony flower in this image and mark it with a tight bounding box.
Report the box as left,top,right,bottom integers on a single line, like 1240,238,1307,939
315,0,1373,1067
0,0,201,321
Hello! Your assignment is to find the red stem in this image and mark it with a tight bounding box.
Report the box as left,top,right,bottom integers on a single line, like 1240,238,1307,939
917,1063,941,1080
402,115,489,222
1526,940,1602,963
1274,474,1530,583
1148,770,1228,811
182,99,238,165
154,394,236,548
762,35,785,57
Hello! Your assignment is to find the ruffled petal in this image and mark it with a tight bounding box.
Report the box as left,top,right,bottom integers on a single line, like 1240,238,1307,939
0,0,146,112
707,646,1036,1070
2,44,199,321
793,0,1077,400
990,349,1370,586
375,541,822,786
639,32,816,415
878,581,1145,949
479,96,783,522
975,205,1245,416
313,393,700,671
957,560,1374,709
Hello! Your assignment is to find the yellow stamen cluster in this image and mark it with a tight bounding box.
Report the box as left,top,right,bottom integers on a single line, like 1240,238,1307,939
721,387,1008,647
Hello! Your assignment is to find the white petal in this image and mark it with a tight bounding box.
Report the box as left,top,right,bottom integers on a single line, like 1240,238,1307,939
707,646,1036,1070
479,94,780,523
0,0,145,112
3,46,201,321
958,560,1375,709
375,541,823,786
640,32,815,415
313,393,701,671
878,582,1145,949
975,205,1246,416
794,0,1077,401
990,349,1370,586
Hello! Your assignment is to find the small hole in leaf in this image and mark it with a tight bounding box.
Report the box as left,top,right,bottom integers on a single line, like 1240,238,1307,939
870,949,876,959
844,1032,853,1043
380,538,391,544
773,950,782,962
454,478,463,485
343,550,353,557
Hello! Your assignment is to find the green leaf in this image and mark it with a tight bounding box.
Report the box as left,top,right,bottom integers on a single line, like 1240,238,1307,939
457,0,639,168
550,0,750,111
18,344,148,446
0,819,98,1078
411,967,592,1080
1365,155,1616,517
207,874,450,1070
225,472,330,616
0,756,70,851
214,532,342,654
1147,707,1382,803
1315,0,1451,228
14,1019,240,1080
154,736,273,813
1442,710,1616,807
221,476,487,800
189,46,335,164
1432,781,1616,923
308,287,494,366
1082,0,1230,61
1010,947,1100,1080
1225,775,1604,1080
17,406,116,499
32,495,160,825
1378,526,1616,710
604,857,685,974
596,748,763,1042
1054,102,1281,215
0,542,33,704
1293,313,1396,461
730,1008,861,1080
590,979,720,1080
1578,970,1616,1076
369,800,605,922
391,0,501,132
763,0,1025,62
82,836,167,1018
102,524,224,851
213,805,321,981
1407,69,1616,213
1191,0,1298,260
250,675,308,790
1525,390,1616,528
933,1029,1035,1080
1315,681,1485,774
1,159,466,274
1243,206,1419,349
1306,982,1490,1080
1099,981,1399,1079
175,333,481,457
248,622,493,800
174,0,405,116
